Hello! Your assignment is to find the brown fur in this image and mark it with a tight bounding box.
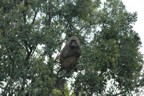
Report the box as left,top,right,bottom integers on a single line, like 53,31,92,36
60,36,81,70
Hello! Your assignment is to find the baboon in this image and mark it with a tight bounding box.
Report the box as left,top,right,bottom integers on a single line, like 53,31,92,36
59,36,81,71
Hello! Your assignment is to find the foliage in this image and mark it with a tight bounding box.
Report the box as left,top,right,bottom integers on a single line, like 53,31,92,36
0,0,143,95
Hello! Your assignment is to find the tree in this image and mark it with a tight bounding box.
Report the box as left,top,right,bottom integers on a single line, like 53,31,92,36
0,0,143,95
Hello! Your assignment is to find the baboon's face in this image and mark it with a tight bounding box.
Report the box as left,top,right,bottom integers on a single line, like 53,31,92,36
69,40,78,49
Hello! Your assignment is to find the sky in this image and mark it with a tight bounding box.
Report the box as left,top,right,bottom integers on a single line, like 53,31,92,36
122,1,144,95
122,0,144,54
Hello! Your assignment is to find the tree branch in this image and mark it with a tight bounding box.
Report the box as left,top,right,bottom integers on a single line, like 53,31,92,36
31,11,38,25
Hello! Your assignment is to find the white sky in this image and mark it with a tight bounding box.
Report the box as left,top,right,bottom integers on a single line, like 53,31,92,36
122,0,144,54
122,1,144,95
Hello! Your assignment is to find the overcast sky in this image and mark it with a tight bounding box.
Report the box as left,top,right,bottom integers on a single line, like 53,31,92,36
122,0,144,54
122,1,144,95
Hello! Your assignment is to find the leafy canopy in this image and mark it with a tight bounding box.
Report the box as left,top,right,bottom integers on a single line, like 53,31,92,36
0,0,143,95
